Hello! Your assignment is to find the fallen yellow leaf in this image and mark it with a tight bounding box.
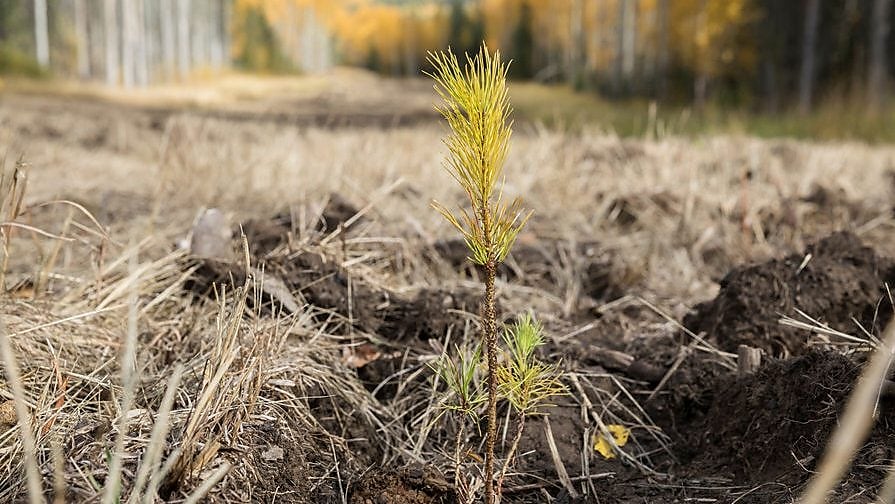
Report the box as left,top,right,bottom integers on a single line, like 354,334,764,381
594,424,630,460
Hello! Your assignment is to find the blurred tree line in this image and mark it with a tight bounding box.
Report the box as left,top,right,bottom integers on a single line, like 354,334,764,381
339,0,895,113
1,0,894,112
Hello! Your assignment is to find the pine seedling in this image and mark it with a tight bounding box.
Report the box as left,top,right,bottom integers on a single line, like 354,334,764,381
431,343,486,502
433,343,487,421
427,45,531,503
496,314,565,495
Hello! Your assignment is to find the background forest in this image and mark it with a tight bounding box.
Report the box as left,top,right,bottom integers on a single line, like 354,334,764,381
1,0,894,136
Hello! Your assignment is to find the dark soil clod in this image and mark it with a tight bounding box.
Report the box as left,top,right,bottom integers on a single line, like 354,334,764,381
348,465,453,504
685,231,895,355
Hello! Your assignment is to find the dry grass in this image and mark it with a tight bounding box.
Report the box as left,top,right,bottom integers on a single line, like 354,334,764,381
0,81,894,502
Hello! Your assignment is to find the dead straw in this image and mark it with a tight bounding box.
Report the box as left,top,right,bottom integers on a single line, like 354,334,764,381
799,319,895,503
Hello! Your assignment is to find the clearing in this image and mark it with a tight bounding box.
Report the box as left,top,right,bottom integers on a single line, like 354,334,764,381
1,72,895,503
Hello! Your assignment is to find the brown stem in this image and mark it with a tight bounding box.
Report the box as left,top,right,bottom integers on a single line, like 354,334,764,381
483,258,498,504
453,419,466,501
497,413,526,499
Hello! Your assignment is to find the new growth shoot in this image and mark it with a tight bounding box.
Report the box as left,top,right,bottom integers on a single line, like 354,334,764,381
496,315,565,494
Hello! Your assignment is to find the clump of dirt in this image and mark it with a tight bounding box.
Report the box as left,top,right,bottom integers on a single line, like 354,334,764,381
683,351,855,478
662,350,895,502
684,231,895,355
348,465,452,504
228,419,314,502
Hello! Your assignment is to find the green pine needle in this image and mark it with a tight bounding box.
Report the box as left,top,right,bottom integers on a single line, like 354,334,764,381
427,45,531,266
498,314,566,415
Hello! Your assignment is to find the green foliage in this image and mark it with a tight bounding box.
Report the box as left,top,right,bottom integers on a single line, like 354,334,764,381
0,46,46,78
0,0,45,78
447,0,484,61
233,6,293,73
427,46,531,266
508,1,534,80
497,314,565,415
432,343,486,421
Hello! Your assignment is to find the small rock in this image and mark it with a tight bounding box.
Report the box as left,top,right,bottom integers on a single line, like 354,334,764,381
0,400,17,431
189,208,232,260
261,445,284,462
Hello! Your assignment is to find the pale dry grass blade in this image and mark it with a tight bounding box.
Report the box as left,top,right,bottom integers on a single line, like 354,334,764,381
543,415,577,499
128,365,184,504
0,318,42,504
181,462,232,504
800,320,895,503
102,249,141,504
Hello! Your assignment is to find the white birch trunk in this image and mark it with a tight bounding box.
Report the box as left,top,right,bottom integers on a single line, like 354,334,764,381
121,0,135,88
177,0,191,79
135,0,148,86
104,0,119,85
160,0,176,79
34,0,50,68
621,0,636,81
75,0,90,78
210,0,224,69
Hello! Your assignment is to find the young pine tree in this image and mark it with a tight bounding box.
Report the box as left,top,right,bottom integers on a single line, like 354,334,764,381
427,45,530,504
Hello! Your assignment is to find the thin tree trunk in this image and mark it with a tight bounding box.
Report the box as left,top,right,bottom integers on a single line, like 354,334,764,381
799,0,821,115
621,0,636,82
694,0,709,111
34,0,50,68
613,0,625,93
210,0,224,69
121,0,135,88
75,0,90,78
483,258,498,504
868,0,893,109
104,0,119,85
135,0,148,86
569,0,584,88
160,0,175,80
221,0,231,68
193,0,207,68
177,0,191,79
656,0,669,98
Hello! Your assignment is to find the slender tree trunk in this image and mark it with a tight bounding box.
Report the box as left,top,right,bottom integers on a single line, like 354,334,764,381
220,0,231,69
34,0,50,68
404,12,418,76
75,0,90,78
177,0,191,79
135,0,148,87
656,0,669,98
694,0,709,111
613,0,625,94
799,0,821,115
569,0,585,88
868,0,893,109
621,0,636,82
147,0,161,82
104,0,119,85
210,0,224,69
121,0,135,87
483,258,498,504
160,0,175,80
